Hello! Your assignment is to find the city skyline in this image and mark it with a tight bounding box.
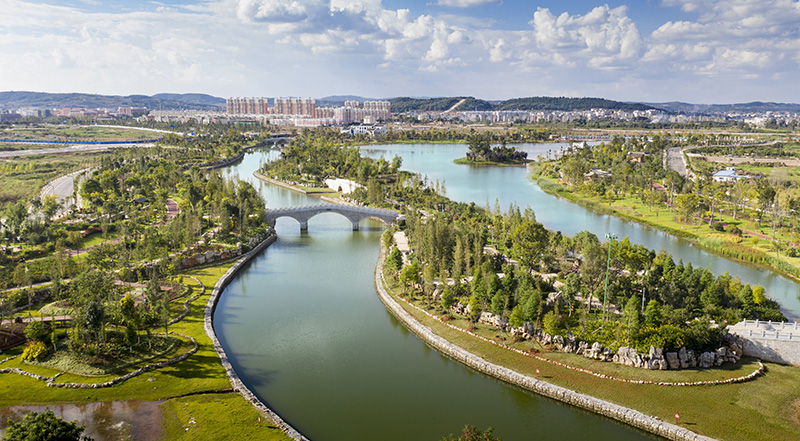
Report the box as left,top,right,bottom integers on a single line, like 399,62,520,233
2,0,799,104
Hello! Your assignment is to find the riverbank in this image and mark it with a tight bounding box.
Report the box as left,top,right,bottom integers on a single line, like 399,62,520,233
203,233,308,441
533,174,800,308
374,244,800,441
254,171,340,196
453,157,529,166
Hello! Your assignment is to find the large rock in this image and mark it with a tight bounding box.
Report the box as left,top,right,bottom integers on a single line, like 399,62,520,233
586,342,603,359
699,351,715,368
614,346,644,368
686,349,697,368
194,253,206,264
678,347,689,368
665,352,680,369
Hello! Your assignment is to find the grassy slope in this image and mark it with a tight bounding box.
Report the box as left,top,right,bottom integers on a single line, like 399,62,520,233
381,275,800,441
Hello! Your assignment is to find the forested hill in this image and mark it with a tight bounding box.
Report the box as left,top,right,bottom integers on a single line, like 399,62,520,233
0,91,225,110
389,97,494,113
390,96,658,113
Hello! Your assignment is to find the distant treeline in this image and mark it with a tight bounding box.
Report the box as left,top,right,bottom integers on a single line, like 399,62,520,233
0,91,225,111
390,96,657,113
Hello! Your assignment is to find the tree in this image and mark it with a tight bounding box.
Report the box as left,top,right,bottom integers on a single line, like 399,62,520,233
674,193,699,223
623,296,640,341
755,179,776,226
83,301,106,348
386,248,403,275
41,194,61,224
644,300,663,328
399,261,419,294
543,310,561,336
467,295,481,323
1,410,93,441
423,264,436,305
440,285,456,310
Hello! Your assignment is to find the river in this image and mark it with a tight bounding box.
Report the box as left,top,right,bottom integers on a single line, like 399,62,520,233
215,142,800,440
215,146,660,441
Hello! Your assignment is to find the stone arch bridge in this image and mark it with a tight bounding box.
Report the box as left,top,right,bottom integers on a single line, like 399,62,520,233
265,203,400,231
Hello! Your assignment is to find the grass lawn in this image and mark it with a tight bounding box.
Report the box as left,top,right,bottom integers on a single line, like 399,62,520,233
0,152,99,208
80,232,122,249
382,274,800,441
0,263,293,441
160,393,289,441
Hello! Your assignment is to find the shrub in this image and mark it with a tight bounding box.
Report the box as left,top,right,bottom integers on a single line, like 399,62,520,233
725,224,742,236
2,410,91,441
21,340,48,362
637,324,685,352
710,222,725,232
24,321,48,341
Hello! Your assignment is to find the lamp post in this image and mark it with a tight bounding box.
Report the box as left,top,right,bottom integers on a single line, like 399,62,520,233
602,233,617,325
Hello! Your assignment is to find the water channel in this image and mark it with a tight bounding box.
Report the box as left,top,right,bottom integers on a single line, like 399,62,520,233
215,143,800,441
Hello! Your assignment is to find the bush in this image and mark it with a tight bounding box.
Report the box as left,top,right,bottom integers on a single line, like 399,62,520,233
786,247,800,258
725,224,742,236
2,409,92,441
21,340,48,362
637,324,685,352
24,321,48,341
710,222,725,232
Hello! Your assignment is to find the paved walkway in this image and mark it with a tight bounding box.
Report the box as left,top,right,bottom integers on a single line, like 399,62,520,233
0,315,71,326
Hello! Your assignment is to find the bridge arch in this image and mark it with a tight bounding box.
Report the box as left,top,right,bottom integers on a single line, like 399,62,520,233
265,203,399,231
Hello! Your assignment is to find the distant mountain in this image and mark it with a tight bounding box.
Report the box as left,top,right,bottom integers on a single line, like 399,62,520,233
643,101,800,115
151,93,225,107
390,96,656,113
0,91,225,111
494,97,657,112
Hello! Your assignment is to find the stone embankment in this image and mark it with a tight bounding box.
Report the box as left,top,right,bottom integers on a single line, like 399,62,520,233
374,246,719,441
203,233,310,441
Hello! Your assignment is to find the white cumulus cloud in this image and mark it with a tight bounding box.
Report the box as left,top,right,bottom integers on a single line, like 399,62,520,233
436,0,501,7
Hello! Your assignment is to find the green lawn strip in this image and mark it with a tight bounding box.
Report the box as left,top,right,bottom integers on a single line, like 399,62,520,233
79,232,122,249
385,285,800,441
159,393,291,441
536,175,800,280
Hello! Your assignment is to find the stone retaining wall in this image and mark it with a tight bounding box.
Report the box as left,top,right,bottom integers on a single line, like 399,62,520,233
203,233,310,441
373,246,717,441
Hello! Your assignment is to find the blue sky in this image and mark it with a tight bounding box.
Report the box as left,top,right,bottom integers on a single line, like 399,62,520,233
2,0,799,104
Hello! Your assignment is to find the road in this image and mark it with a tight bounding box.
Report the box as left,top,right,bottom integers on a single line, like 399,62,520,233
665,147,689,177
39,168,92,218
